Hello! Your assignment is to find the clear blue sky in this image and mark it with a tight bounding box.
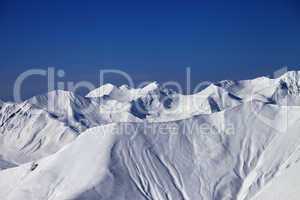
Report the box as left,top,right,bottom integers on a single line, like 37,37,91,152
1,0,300,100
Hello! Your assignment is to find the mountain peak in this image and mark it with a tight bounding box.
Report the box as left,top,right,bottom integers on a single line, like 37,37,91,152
46,90,76,99
27,90,78,106
142,81,159,92
86,82,160,101
278,70,300,79
86,83,116,98
2,70,300,199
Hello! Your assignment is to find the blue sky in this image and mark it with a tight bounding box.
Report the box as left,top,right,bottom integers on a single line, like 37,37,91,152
0,0,300,100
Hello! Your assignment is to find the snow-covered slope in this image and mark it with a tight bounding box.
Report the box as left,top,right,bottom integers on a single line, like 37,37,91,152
0,90,142,165
0,101,78,164
0,157,16,170
253,158,300,200
86,83,117,98
1,100,300,199
86,82,160,101
2,71,300,199
217,71,300,106
27,90,109,131
87,82,242,122
150,84,242,121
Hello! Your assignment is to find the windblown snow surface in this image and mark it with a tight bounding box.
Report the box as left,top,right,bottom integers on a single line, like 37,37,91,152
1,71,300,199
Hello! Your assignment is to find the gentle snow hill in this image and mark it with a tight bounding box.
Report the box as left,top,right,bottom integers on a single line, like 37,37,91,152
1,101,300,199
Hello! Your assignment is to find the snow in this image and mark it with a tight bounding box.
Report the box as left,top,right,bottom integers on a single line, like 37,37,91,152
0,125,117,200
86,83,116,98
0,157,16,170
1,71,300,199
86,81,159,101
0,101,78,164
27,90,110,130
1,101,300,199
253,157,300,200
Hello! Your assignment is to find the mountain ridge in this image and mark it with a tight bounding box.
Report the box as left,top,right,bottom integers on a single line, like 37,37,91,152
1,70,300,199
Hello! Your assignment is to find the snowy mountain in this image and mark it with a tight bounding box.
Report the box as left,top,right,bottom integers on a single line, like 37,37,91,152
86,82,242,122
0,101,78,164
86,82,160,101
216,71,300,105
1,71,300,199
27,90,109,131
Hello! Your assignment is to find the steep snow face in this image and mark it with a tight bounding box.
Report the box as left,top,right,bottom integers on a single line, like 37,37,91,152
1,101,300,199
86,83,117,98
0,101,77,164
277,71,300,94
97,99,142,123
216,77,277,102
139,84,242,122
217,71,300,106
270,71,300,106
87,82,178,121
173,84,241,115
130,86,176,120
86,82,164,121
86,82,160,102
27,90,109,131
87,82,242,122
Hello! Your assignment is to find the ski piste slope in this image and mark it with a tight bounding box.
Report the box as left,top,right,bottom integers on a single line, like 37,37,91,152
1,71,300,199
